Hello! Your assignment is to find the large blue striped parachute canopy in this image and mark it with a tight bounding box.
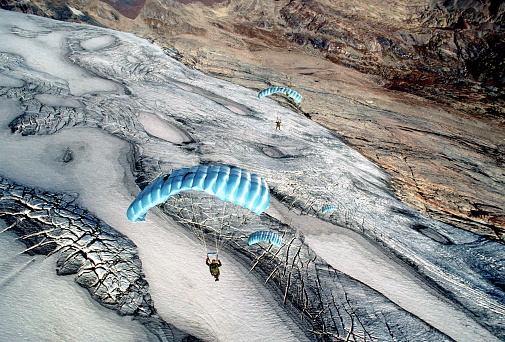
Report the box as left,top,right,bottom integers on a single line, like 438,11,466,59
127,165,270,222
248,231,283,247
258,86,302,104
321,205,338,214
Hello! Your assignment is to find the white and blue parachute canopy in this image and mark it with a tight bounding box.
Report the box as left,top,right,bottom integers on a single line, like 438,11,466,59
321,205,338,214
248,231,283,247
127,165,270,222
258,86,302,104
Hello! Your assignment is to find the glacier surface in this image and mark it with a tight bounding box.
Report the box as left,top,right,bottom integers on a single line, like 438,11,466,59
0,9,503,342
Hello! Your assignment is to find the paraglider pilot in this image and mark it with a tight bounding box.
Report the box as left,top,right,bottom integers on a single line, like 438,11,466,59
206,256,222,281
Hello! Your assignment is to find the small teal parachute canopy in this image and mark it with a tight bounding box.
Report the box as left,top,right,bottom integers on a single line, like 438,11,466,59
258,86,302,104
127,165,270,222
248,231,283,247
321,205,337,214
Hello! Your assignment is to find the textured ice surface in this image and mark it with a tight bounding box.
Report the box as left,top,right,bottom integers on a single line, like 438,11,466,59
0,9,503,342
0,176,192,341
0,230,153,342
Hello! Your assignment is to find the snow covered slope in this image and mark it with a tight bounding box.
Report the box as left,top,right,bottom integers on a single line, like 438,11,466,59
0,9,503,342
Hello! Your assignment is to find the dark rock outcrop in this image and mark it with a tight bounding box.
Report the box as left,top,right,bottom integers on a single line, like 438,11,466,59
100,0,146,19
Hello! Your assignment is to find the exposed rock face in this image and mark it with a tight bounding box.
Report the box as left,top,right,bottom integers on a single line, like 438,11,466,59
420,0,505,83
99,0,146,19
0,0,105,26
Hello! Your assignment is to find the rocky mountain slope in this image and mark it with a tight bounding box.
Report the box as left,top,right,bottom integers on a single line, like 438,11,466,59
1,0,504,242
1,10,503,340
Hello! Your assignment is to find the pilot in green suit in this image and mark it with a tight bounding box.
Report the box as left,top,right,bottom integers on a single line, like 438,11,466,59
206,256,222,281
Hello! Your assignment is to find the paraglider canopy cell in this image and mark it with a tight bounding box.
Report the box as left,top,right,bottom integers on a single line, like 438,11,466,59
321,205,337,214
258,86,302,104
248,230,283,247
127,164,270,222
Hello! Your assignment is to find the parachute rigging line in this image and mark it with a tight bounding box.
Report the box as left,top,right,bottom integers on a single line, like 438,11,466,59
127,165,270,255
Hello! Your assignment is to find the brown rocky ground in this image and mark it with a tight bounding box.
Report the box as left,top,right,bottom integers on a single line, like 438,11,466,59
2,0,504,242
